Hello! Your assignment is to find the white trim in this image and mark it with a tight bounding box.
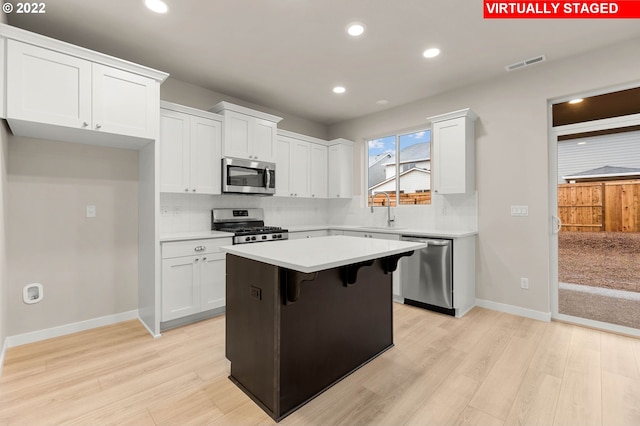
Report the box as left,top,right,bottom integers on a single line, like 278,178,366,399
277,129,329,146
0,24,168,82
553,113,640,136
427,108,478,123
160,101,223,122
563,172,640,180
553,313,640,338
208,101,283,123
0,337,8,376
475,299,552,322
138,316,162,339
6,310,139,348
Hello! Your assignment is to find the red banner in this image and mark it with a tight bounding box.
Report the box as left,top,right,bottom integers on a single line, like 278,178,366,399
484,1,640,18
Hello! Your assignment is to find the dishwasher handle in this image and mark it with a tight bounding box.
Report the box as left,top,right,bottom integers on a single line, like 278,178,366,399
401,236,451,246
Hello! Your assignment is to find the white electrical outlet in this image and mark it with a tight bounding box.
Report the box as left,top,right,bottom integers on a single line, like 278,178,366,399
86,205,96,218
520,277,529,289
511,205,529,217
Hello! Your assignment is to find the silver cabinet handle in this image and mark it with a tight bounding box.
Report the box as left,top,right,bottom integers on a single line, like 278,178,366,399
95,124,102,129
203,257,207,261
194,258,199,263
194,246,206,252
82,122,89,127
192,189,196,192
185,188,189,192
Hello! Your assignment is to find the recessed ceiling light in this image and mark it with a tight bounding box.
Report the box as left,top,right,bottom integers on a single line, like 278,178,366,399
346,22,365,37
145,0,168,14
376,100,389,105
568,98,584,104
577,141,587,145
333,86,346,94
422,48,441,59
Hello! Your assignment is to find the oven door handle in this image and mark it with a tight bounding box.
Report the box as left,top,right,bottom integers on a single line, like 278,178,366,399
264,167,271,189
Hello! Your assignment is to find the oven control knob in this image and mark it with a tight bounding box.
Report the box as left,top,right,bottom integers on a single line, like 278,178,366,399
245,237,251,242
251,236,256,241
262,235,267,240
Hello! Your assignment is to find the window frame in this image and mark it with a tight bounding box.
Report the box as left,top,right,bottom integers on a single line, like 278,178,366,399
365,125,432,207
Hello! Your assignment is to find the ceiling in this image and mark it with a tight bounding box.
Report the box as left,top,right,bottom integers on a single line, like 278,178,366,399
7,0,640,125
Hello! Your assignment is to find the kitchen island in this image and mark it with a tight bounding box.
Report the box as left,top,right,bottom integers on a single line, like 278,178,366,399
221,236,426,421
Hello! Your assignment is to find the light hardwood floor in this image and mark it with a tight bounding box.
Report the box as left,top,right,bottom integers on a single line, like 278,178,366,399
2,304,640,425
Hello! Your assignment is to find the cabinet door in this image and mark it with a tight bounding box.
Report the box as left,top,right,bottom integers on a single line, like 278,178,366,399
6,40,91,128
328,144,353,198
251,118,277,162
224,111,251,159
291,141,311,197
310,144,328,198
200,253,226,311
162,256,200,321
159,109,190,193
275,137,293,196
92,63,157,139
190,116,222,194
433,117,467,194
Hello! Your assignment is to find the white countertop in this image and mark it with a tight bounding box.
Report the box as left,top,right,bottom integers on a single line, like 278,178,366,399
288,225,477,239
221,235,427,273
160,230,234,242
160,225,477,243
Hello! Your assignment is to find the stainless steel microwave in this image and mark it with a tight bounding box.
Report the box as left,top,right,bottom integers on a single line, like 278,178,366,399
222,157,276,195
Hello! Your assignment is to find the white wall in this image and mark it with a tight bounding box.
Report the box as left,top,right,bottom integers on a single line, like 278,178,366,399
160,78,328,140
6,138,139,336
0,10,8,370
328,36,640,316
0,121,8,368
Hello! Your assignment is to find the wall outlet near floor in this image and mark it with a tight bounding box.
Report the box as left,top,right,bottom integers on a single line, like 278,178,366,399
520,277,529,289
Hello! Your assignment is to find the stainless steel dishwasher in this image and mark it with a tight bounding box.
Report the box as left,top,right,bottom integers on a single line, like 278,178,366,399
400,236,454,316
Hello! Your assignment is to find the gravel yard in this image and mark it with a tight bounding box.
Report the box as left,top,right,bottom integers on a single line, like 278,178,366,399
558,231,640,293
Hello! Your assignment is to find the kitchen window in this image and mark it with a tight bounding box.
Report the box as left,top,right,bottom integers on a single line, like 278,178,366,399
367,129,431,206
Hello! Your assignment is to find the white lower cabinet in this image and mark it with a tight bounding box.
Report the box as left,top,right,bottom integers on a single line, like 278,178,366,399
161,238,231,322
341,230,402,297
288,230,329,239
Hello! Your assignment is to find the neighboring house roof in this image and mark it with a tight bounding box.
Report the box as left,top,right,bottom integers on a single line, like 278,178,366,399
368,153,392,188
563,165,640,181
369,153,392,167
369,167,430,191
382,142,431,166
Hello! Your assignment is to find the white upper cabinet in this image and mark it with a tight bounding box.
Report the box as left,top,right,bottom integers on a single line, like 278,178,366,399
160,102,222,195
0,24,168,149
328,139,354,198
276,130,328,198
310,143,328,198
209,102,282,163
429,109,478,195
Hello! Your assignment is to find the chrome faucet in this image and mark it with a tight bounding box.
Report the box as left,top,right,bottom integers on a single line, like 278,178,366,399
369,190,395,227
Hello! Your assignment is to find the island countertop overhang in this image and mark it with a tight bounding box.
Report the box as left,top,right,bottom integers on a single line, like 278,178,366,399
220,235,427,273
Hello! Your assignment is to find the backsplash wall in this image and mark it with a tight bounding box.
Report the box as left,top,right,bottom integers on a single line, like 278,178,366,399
160,192,477,234
160,193,331,233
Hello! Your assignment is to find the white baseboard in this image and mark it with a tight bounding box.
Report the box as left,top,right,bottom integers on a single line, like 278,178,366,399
475,299,551,322
0,337,8,376
138,316,161,339
6,310,139,348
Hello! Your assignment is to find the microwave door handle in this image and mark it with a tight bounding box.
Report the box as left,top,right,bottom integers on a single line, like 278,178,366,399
265,167,271,189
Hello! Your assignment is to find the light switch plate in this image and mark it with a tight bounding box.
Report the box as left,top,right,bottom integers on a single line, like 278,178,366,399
86,205,96,218
511,205,529,217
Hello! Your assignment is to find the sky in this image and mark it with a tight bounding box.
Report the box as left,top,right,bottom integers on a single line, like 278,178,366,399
368,130,431,157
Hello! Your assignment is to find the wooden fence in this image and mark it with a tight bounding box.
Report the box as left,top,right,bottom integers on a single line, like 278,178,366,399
558,180,640,232
370,191,431,207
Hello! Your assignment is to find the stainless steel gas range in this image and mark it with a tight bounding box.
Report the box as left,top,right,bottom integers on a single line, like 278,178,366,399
211,208,288,245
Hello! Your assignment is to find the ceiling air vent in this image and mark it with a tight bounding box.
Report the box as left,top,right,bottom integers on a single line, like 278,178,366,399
505,54,547,72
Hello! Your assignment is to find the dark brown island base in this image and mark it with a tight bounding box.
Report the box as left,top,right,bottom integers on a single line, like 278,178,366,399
222,236,425,421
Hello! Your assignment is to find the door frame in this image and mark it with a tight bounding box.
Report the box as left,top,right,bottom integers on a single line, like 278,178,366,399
548,82,640,337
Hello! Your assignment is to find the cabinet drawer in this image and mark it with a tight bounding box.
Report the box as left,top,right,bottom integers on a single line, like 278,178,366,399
162,238,232,259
